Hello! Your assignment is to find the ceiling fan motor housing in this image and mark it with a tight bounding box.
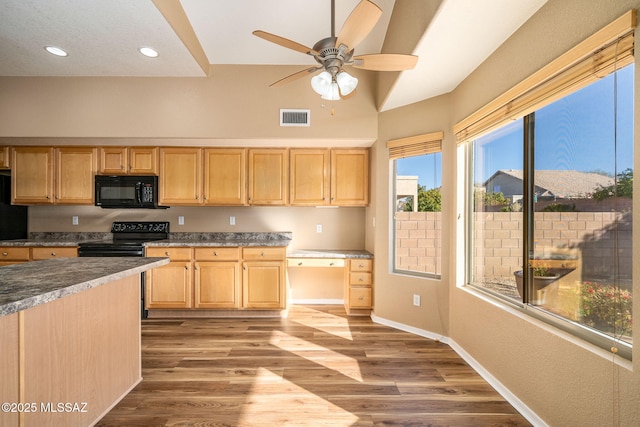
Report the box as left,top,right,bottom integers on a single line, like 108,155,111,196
313,37,354,76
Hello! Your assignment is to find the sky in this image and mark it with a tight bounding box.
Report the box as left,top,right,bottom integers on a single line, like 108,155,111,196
396,64,634,189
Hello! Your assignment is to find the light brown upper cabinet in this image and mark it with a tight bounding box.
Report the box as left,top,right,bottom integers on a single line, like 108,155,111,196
290,149,330,206
290,148,369,206
203,148,247,206
12,146,97,205
0,146,10,169
331,149,369,206
159,147,202,206
248,149,289,206
99,147,158,175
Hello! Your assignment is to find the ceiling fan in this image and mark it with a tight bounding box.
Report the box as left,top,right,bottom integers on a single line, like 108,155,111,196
253,0,418,100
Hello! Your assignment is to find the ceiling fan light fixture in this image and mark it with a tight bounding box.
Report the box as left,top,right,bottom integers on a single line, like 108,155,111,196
336,71,358,96
311,71,333,95
321,82,341,101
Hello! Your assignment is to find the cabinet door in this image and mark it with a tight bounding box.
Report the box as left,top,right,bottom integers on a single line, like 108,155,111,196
12,147,54,204
248,149,288,205
195,261,241,308
242,261,285,309
290,149,330,206
203,148,247,205
129,147,158,175
159,148,202,205
55,147,97,205
330,149,369,206
99,147,127,174
146,261,193,308
0,146,10,169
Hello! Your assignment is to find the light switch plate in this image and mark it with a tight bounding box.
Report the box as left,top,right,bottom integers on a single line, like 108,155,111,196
230,216,236,225
316,224,322,233
178,216,184,225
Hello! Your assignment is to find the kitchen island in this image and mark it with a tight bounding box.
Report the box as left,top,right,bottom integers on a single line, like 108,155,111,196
0,257,168,427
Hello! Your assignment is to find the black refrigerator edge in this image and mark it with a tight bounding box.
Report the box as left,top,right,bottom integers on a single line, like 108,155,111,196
0,173,28,240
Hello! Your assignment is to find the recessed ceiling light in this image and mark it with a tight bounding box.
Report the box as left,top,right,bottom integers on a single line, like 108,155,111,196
45,46,68,57
138,47,159,58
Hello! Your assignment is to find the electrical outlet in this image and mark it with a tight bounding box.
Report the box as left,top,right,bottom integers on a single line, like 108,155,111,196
230,216,236,225
413,294,421,306
316,224,323,233
178,216,184,225
72,215,79,225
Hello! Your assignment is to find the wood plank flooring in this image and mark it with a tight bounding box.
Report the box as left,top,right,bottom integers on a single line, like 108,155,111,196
97,305,531,426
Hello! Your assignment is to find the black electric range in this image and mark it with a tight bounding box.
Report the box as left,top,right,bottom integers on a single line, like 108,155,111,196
78,221,169,257
78,221,169,318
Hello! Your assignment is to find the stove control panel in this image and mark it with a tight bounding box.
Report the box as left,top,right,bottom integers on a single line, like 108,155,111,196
110,221,170,233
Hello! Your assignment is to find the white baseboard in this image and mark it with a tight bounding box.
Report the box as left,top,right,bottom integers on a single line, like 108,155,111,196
370,313,546,427
290,298,344,305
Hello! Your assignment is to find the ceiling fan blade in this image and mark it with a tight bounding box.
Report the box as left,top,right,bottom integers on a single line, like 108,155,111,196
270,67,321,87
253,30,320,56
335,0,382,51
351,54,418,71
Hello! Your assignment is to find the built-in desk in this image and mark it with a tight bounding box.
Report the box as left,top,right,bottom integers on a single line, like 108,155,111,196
287,250,374,316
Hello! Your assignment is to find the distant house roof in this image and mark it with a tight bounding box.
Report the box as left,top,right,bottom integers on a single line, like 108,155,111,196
485,170,614,199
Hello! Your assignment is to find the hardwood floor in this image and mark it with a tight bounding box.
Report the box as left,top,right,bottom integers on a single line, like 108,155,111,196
97,305,531,426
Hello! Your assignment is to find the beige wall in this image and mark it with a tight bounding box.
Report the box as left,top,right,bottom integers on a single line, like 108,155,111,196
371,0,640,426
0,65,377,144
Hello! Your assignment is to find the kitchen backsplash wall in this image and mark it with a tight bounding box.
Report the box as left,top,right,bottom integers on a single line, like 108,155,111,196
28,205,366,251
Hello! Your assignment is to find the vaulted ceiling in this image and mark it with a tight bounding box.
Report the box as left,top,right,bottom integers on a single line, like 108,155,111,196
0,0,547,111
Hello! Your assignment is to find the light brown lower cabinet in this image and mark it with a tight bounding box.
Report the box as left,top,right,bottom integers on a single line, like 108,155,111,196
145,247,193,309
344,258,374,315
145,246,286,310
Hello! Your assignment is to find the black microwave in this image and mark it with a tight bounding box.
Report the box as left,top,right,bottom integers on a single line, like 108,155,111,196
95,175,167,209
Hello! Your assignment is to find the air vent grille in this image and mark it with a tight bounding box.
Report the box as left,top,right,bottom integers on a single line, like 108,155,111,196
280,109,310,127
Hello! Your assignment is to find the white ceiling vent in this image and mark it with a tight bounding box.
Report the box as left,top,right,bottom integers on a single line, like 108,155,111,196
280,109,310,127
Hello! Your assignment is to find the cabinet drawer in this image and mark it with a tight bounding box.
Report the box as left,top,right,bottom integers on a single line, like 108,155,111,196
194,247,240,261
349,287,372,308
350,272,372,285
0,247,30,261
31,247,77,260
287,258,344,268
146,247,192,261
242,247,286,261
350,259,372,272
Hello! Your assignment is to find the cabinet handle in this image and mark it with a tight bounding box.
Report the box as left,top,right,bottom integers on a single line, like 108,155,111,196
261,252,265,257
185,265,189,270
358,296,364,300
359,277,363,282
214,251,218,256
329,262,334,266
243,266,246,271
298,262,303,266
165,251,170,256
51,252,56,256
121,165,124,170
1,252,7,256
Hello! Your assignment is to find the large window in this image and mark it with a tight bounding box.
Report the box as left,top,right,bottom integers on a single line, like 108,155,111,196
389,132,443,278
467,64,633,355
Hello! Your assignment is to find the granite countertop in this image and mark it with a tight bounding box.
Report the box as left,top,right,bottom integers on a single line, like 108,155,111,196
287,249,374,259
0,257,168,317
0,232,110,247
146,232,293,247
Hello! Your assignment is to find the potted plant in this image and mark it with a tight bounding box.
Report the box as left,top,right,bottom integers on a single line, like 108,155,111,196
514,266,560,304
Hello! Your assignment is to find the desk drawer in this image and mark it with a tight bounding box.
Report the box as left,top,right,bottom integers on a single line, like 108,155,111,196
350,259,372,272
350,272,372,286
349,287,372,308
287,258,344,268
